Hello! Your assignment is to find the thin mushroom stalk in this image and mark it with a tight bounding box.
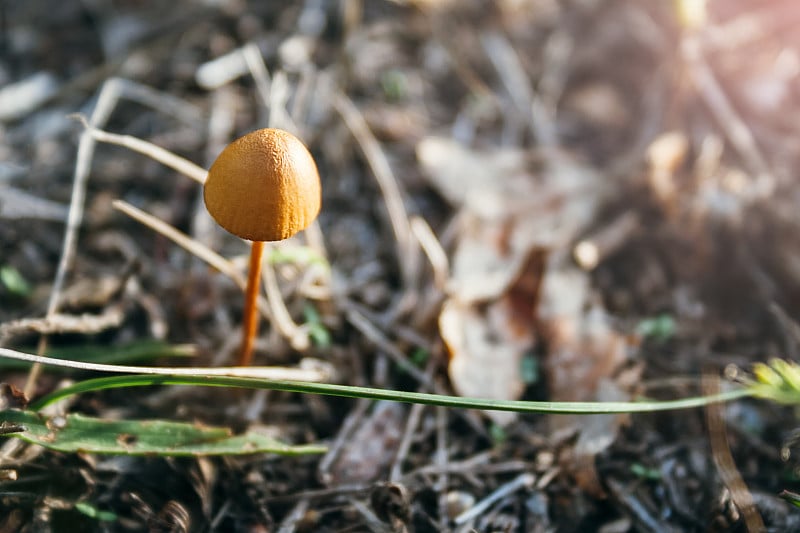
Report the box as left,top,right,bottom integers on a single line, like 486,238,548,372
203,128,321,366
240,240,265,366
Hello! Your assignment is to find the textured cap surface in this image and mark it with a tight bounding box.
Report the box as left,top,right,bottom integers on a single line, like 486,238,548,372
203,128,321,241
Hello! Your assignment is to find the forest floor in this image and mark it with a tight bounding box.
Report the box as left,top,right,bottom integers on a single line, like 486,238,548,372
3,1,800,531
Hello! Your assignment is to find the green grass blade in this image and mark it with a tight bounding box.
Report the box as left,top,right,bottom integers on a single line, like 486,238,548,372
0,409,325,456
74,502,117,522
29,374,754,414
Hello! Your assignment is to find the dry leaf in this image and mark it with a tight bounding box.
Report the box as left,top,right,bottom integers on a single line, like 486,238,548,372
328,401,406,484
539,266,630,405
418,136,605,424
537,264,634,482
419,137,601,302
440,296,534,426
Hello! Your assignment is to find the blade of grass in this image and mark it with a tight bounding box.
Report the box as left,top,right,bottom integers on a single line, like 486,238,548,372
0,409,325,456
0,346,756,415
0,340,195,371
0,347,331,382
28,373,753,415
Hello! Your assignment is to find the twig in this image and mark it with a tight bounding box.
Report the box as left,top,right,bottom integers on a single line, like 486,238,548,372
243,389,269,422
209,499,232,531
390,402,425,482
289,65,316,129
344,305,433,387
276,498,310,533
605,477,674,532
435,406,450,531
302,220,329,268
94,77,203,126
25,78,206,396
427,13,493,100
263,244,310,351
195,84,236,249
0,186,68,222
453,472,535,525
334,92,418,288
682,35,774,194
573,212,640,271
113,201,244,288
112,200,272,323
704,374,765,532
406,457,530,478
410,216,449,291
25,79,122,396
538,27,573,114
481,32,534,115
769,302,800,360
0,309,124,344
196,44,258,90
350,499,395,533
268,71,299,134
343,301,491,436
482,32,557,148
318,399,371,485
78,117,207,183
242,42,272,109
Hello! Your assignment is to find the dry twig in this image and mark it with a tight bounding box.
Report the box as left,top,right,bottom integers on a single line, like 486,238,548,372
334,92,418,289
704,374,765,532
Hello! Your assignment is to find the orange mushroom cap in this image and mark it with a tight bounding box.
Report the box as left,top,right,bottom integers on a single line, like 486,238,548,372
203,128,321,242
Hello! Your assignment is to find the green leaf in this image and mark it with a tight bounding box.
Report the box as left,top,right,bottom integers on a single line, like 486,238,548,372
630,463,661,480
410,348,429,368
74,502,117,522
381,69,408,101
636,314,676,342
780,490,800,509
303,304,331,348
0,410,326,457
489,423,507,445
268,246,329,269
0,266,32,298
28,373,753,416
520,353,539,385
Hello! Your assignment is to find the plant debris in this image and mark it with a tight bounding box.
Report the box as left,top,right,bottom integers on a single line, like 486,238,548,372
4,0,800,531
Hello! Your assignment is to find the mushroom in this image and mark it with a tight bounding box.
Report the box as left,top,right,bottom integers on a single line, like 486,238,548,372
204,128,321,366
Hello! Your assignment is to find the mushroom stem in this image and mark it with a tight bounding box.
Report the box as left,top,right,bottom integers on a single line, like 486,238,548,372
239,240,265,366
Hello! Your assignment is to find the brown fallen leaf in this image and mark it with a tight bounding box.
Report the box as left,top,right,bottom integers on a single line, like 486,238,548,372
537,263,636,494
538,265,631,405
419,137,601,302
440,296,533,427
328,401,406,485
418,136,605,425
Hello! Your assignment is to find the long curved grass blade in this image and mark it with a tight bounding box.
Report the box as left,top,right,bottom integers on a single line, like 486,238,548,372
0,409,325,456
29,373,753,415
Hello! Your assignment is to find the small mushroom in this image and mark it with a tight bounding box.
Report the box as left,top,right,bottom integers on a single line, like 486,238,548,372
204,128,321,366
